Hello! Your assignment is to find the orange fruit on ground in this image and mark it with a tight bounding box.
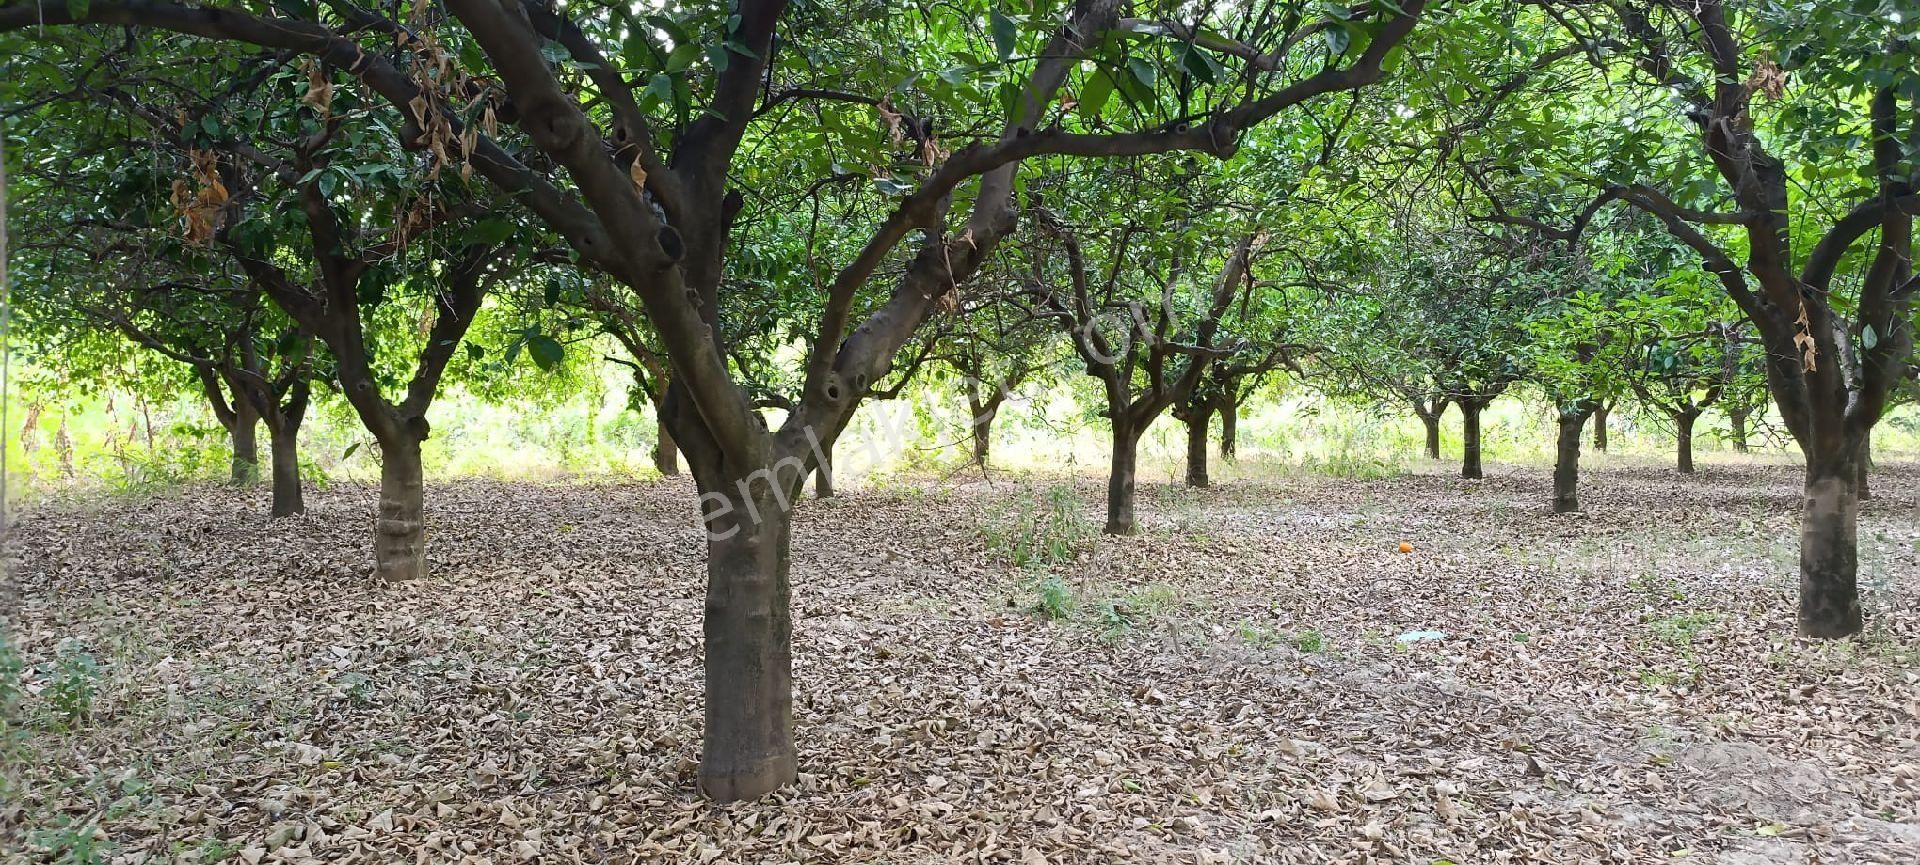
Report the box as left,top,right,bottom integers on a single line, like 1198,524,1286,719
1398,542,1414,553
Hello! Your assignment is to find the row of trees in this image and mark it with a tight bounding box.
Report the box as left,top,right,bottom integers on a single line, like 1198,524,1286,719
4,0,1912,800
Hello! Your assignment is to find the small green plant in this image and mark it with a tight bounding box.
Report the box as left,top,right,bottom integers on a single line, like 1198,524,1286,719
1095,601,1133,642
0,635,24,716
1027,575,1075,620
981,484,1095,569
1235,620,1283,649
1647,612,1718,647
45,644,101,726
1293,630,1327,653
29,818,111,864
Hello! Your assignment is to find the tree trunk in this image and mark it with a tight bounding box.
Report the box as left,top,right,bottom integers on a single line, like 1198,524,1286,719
267,422,304,517
1675,411,1697,474
1552,409,1589,514
1728,407,1751,453
1420,411,1442,460
1106,426,1141,535
1857,429,1872,502
229,400,261,484
653,415,680,476
1219,398,1239,461
1183,404,1213,488
375,438,426,581
970,403,996,466
1460,401,1484,480
813,447,835,499
696,482,797,802
1592,403,1610,452
1798,451,1863,638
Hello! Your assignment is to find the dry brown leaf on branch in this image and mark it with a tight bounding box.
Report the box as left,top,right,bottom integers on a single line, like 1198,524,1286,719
301,60,334,119
1794,304,1818,371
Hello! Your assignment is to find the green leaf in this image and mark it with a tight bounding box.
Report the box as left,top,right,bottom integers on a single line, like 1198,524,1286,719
664,43,701,72
527,334,565,371
1861,323,1878,350
1323,25,1350,56
1127,57,1158,90
1079,68,1114,119
990,11,1017,63
467,219,516,246
642,72,675,109
342,442,362,459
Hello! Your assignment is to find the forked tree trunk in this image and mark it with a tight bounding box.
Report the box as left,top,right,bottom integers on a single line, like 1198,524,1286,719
1460,401,1485,480
1798,450,1863,638
1552,407,1591,514
1219,397,1239,461
375,438,426,581
1183,405,1213,488
229,400,261,483
1675,410,1698,474
1727,407,1751,453
1106,425,1142,535
695,474,798,802
1592,403,1611,452
654,415,680,476
268,424,304,517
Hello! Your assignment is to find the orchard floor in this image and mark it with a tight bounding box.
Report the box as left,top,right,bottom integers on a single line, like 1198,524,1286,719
5,459,1918,864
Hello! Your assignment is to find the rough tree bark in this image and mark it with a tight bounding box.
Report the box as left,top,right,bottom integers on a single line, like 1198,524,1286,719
1674,409,1700,474
1183,402,1214,488
1107,422,1143,534
374,435,427,581
1592,401,1611,452
1799,447,1864,638
1552,402,1595,513
267,422,303,517
1727,406,1750,453
1413,398,1447,461
1459,399,1486,480
1857,429,1873,501
1219,396,1239,461
813,447,835,499
653,414,680,476
694,475,798,802
228,399,261,483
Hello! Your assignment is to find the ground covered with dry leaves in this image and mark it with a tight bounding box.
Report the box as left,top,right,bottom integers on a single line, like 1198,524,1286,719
4,460,1917,864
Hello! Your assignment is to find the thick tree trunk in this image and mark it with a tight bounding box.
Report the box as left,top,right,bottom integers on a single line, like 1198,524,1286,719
229,400,261,483
1183,405,1213,488
268,423,304,518
1552,409,1589,514
375,438,427,581
1798,452,1863,638
1675,411,1697,474
1219,398,1239,462
1592,403,1610,452
1728,408,1751,453
697,484,797,802
1460,401,1484,480
1857,429,1872,502
653,415,680,476
1420,411,1442,460
1106,426,1141,535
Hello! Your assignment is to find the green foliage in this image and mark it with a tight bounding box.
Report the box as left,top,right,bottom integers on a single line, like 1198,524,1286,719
1025,575,1075,620
44,644,100,727
980,484,1095,570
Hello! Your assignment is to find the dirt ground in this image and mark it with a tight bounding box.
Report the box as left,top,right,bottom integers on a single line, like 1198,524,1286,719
4,459,1917,864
